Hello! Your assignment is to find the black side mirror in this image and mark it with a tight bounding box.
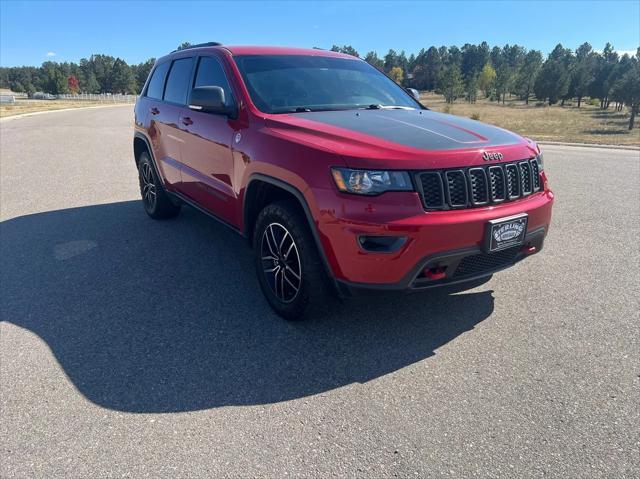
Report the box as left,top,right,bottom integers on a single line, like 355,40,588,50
189,86,232,115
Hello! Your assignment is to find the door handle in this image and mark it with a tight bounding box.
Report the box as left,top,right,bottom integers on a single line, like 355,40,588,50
181,116,193,126
149,107,159,115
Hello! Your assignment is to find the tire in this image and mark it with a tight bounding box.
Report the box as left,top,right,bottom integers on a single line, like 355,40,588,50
138,151,181,219
253,200,333,321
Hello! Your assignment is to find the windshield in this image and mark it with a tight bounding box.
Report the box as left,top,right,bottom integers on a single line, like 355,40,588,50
233,55,420,114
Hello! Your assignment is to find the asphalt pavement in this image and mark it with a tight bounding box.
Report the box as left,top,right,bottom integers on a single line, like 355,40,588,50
1,105,639,478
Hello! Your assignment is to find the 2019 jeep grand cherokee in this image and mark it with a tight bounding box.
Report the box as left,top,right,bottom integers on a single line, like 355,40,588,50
133,42,554,320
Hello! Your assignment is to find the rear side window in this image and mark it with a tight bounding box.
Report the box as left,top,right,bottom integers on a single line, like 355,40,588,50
193,57,234,106
146,62,170,100
163,58,194,105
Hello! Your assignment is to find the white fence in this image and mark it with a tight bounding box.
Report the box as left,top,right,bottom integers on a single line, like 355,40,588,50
55,93,137,103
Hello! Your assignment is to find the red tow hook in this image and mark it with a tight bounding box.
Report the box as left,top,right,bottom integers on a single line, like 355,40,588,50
521,245,537,255
425,267,447,280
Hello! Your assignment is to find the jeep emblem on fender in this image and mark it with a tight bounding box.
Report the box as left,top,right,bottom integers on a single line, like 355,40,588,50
483,151,504,161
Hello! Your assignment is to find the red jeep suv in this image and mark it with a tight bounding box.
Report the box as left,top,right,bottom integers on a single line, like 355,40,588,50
133,42,554,320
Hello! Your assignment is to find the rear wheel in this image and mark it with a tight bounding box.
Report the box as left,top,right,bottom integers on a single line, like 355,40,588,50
253,201,332,320
138,152,181,219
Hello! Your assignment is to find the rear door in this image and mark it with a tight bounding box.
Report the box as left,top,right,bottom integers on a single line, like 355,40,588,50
144,60,181,188
177,55,238,224
152,56,195,189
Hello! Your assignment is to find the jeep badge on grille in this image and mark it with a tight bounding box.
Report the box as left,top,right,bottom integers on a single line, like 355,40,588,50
483,151,504,161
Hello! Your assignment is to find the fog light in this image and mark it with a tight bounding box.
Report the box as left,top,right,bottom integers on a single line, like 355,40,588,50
357,235,406,253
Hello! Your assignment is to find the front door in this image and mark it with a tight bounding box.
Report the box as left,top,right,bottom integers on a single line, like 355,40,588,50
178,56,237,224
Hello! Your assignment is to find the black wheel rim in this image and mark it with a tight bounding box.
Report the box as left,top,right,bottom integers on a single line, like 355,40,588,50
141,162,157,211
260,223,302,303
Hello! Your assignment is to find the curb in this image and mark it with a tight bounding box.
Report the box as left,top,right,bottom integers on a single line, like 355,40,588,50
539,141,639,151
0,103,133,122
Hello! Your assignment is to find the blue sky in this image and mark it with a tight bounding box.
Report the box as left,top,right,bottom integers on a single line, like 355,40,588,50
1,0,638,66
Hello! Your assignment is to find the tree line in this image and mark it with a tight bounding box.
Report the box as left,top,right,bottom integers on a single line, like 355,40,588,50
1,41,638,129
0,55,155,96
331,42,639,129
0,42,191,96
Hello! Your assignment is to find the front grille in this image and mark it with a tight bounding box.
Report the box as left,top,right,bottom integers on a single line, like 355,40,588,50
506,164,520,199
417,158,542,210
519,161,533,194
530,159,541,190
420,172,444,208
452,246,521,278
469,168,489,205
445,170,467,207
488,166,506,202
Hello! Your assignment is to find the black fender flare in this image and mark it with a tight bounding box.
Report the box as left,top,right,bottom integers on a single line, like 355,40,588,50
245,173,337,286
133,132,165,181
133,131,155,166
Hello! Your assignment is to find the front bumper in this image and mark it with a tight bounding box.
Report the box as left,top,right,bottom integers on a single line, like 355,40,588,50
312,187,554,290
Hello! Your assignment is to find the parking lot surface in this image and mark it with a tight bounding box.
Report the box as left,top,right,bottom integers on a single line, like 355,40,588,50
1,106,639,477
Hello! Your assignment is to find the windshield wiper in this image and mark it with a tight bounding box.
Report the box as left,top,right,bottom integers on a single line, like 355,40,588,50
283,106,350,113
365,104,416,110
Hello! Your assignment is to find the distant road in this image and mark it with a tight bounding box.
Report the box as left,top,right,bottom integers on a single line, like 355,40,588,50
1,105,639,477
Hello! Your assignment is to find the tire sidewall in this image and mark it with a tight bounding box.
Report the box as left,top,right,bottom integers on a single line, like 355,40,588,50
138,153,159,216
253,202,323,320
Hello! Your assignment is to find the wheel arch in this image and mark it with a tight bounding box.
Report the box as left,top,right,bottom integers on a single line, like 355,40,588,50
244,174,336,285
133,132,156,169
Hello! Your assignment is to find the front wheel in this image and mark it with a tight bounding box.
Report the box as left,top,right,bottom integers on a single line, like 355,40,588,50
253,201,332,320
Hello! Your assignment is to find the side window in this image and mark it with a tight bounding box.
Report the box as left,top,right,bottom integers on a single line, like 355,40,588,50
163,57,194,105
193,57,234,106
146,62,170,100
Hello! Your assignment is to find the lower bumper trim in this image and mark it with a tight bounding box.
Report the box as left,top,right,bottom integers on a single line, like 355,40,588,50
336,227,546,296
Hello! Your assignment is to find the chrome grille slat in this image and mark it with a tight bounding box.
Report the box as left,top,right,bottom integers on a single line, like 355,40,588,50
416,158,542,211
468,168,489,205
444,170,468,208
488,166,506,202
418,172,444,208
530,159,541,191
519,160,533,195
505,164,520,199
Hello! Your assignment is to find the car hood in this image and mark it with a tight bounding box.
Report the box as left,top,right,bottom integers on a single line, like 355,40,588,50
263,108,536,169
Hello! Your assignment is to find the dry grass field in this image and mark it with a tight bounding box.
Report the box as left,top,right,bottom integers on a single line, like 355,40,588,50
420,92,640,146
0,99,132,118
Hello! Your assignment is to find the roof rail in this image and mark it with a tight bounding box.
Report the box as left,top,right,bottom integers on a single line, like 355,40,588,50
172,42,222,52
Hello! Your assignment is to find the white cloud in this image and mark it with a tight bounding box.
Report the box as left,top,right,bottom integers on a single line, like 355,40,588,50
45,51,56,57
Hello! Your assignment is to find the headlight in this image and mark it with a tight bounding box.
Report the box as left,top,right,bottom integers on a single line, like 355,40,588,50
331,168,413,195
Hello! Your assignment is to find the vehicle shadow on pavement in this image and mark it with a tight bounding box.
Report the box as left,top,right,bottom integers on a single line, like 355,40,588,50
1,201,495,413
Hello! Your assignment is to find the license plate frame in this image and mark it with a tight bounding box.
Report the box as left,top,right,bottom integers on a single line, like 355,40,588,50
484,213,528,253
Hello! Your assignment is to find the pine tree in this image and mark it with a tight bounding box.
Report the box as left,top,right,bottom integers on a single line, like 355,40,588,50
513,50,542,104
534,59,569,105
111,58,136,94
438,64,464,103
364,51,383,70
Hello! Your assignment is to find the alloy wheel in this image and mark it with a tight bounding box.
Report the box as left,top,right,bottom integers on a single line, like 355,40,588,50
260,223,302,303
141,162,157,211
